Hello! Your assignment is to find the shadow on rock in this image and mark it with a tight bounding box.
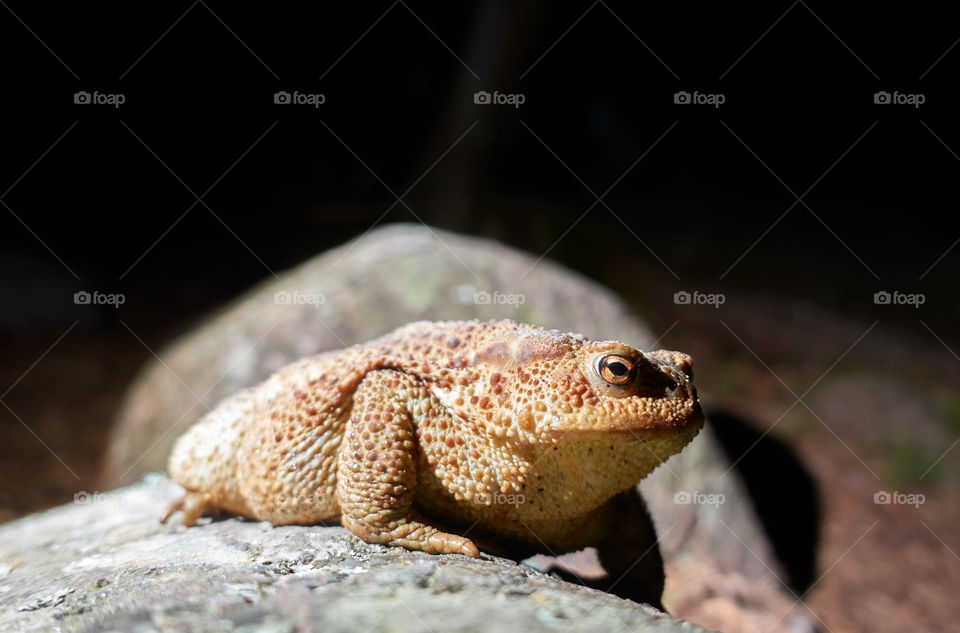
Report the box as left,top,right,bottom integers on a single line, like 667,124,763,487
708,409,820,593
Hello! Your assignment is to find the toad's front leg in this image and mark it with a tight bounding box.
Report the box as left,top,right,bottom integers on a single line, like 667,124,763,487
336,369,479,557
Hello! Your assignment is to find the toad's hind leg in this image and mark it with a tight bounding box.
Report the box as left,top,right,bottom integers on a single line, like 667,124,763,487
164,389,260,523
160,491,212,526
337,369,479,557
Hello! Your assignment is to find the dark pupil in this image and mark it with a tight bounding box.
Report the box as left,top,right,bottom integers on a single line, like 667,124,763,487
607,360,629,376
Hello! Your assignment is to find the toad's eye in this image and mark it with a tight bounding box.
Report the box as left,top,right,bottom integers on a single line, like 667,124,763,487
594,354,636,385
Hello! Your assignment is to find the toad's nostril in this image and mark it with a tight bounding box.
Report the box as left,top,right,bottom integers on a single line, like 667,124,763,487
645,351,694,383
672,353,694,380
631,354,679,396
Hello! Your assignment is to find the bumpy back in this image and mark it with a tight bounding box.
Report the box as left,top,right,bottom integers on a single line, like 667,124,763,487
102,224,654,486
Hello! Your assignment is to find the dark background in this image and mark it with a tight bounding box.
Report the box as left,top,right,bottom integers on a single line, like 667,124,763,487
2,1,957,338
1,2,959,632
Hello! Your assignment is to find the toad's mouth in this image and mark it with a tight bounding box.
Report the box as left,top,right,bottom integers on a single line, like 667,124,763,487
543,397,705,437
539,417,705,481
546,418,704,443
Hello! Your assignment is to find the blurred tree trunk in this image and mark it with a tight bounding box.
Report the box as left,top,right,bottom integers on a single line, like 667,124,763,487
418,0,545,229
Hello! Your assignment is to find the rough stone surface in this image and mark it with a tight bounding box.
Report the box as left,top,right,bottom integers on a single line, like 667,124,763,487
93,224,811,632
0,475,716,633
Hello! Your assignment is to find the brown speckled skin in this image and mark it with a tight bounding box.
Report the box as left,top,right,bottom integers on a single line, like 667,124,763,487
165,319,703,574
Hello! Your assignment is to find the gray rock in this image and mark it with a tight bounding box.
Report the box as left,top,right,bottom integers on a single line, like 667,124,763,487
94,224,810,632
0,475,716,633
